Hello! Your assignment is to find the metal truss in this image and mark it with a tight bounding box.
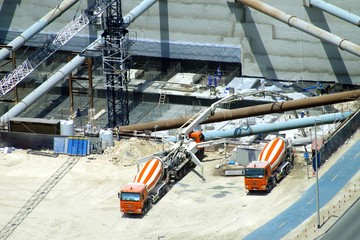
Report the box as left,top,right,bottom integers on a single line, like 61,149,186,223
0,0,115,98
101,0,134,127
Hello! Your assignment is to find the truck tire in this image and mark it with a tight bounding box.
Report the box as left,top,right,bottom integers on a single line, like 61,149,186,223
275,173,280,183
164,184,170,194
143,199,153,214
267,177,275,193
177,170,183,180
269,177,276,192
143,204,149,214
178,167,188,180
182,167,187,178
285,165,291,175
159,185,168,198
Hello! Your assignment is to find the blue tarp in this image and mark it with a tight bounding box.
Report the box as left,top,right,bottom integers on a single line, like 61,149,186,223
54,137,89,156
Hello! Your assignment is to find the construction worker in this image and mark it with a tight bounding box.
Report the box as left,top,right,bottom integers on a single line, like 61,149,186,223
207,74,213,88
115,126,120,141
213,74,218,87
76,108,81,117
86,122,91,133
316,81,323,96
217,66,222,80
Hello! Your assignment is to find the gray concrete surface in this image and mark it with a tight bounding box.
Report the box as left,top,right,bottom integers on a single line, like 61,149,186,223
318,197,360,240
245,131,360,239
0,130,358,240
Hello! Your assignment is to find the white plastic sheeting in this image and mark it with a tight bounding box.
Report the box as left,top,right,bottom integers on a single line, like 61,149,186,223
130,38,241,63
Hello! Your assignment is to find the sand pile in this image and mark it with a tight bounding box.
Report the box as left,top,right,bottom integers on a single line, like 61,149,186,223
104,137,170,166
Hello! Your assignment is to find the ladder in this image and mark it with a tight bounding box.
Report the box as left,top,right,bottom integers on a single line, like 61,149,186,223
0,157,80,240
177,109,205,135
158,91,167,105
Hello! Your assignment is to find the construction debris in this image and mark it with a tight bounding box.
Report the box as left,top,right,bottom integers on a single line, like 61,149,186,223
105,137,170,166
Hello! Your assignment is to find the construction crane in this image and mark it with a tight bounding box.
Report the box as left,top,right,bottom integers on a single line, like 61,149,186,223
100,0,132,127
0,0,115,98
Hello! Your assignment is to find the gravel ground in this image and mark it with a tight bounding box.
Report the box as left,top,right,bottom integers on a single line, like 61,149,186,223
0,133,358,240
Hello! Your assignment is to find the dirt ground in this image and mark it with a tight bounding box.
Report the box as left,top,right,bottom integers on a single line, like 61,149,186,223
0,132,359,240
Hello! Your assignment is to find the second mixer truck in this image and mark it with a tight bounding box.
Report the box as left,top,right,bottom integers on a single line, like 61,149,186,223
244,137,294,192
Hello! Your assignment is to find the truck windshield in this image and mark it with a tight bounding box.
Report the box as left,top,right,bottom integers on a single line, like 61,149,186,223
245,168,264,178
121,192,140,201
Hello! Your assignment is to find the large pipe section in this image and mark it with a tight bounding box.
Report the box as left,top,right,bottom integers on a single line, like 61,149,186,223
118,89,360,133
238,0,360,57
309,0,360,27
0,0,80,61
123,0,158,26
202,112,352,140
0,0,159,122
0,52,87,122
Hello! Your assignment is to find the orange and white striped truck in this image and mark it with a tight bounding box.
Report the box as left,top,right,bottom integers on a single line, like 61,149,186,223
244,137,294,193
118,93,252,214
118,147,197,214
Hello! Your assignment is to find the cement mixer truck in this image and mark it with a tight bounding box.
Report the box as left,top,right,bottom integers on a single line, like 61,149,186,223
118,147,197,214
119,92,263,214
244,137,294,193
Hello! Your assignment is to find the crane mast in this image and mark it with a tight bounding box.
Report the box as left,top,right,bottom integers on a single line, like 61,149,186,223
101,0,132,127
0,0,132,127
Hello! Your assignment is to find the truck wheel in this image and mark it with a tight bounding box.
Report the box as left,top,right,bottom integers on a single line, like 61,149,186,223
143,204,148,214
285,165,290,175
271,177,276,188
164,184,170,194
143,200,153,214
182,168,187,177
177,171,183,180
275,173,280,183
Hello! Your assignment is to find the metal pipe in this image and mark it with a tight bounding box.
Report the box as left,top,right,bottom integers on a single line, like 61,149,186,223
0,0,159,122
309,0,360,27
0,0,80,61
202,112,351,140
123,0,158,26
314,119,321,229
239,0,360,57
0,52,87,123
118,89,360,133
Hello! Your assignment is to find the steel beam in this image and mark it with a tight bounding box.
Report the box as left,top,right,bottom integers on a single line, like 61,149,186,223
239,0,360,57
118,89,360,133
309,0,360,27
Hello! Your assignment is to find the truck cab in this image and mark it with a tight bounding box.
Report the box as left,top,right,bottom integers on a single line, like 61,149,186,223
188,131,205,159
119,183,150,214
244,161,273,191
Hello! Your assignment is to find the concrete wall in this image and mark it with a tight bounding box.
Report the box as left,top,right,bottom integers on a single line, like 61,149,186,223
1,0,360,85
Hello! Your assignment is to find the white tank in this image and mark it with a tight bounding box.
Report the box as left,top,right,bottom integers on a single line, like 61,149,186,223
99,129,114,150
60,120,74,136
